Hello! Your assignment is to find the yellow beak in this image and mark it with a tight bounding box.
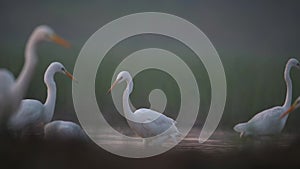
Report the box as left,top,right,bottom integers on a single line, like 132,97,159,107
50,34,71,48
64,70,76,81
107,79,120,94
280,105,295,119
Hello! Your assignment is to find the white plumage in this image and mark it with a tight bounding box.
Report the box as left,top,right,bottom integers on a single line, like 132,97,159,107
0,25,69,126
127,108,178,138
234,58,300,137
234,106,288,137
8,62,74,136
108,71,181,145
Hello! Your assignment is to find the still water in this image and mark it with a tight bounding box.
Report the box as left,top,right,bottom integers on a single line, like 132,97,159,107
86,128,296,155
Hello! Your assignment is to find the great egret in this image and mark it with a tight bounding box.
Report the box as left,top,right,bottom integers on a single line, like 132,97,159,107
108,71,181,146
280,96,300,119
44,120,87,141
8,62,74,136
0,25,70,126
234,58,300,137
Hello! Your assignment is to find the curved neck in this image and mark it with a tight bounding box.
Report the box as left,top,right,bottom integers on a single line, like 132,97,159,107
12,35,38,101
43,72,57,122
283,63,293,108
123,79,134,118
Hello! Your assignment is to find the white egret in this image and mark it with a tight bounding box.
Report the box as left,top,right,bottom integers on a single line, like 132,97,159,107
234,58,300,137
279,96,300,119
8,62,74,136
108,71,181,145
0,25,70,125
44,120,87,141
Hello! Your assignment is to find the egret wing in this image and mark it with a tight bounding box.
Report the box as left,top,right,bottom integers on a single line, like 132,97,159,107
248,106,283,123
45,120,86,140
132,108,175,137
247,106,284,134
8,99,44,130
141,115,175,137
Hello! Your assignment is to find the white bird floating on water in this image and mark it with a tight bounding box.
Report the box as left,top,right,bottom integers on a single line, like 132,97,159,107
108,71,181,146
8,62,74,137
234,58,300,137
0,25,70,126
44,120,87,141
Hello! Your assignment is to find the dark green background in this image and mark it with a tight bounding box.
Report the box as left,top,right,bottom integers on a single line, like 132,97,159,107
1,0,300,131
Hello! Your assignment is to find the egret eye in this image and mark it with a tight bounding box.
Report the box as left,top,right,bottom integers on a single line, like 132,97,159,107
61,67,65,71
45,34,51,40
297,63,300,66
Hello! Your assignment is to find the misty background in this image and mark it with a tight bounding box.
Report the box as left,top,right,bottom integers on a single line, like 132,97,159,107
0,0,300,132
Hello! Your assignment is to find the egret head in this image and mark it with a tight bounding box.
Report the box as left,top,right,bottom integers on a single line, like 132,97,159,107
287,58,300,69
108,71,132,93
280,96,300,119
33,25,70,48
45,62,75,83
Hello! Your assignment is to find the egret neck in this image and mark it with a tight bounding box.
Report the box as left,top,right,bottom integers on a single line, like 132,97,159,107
13,32,39,101
123,77,134,120
43,67,57,122
283,62,293,109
